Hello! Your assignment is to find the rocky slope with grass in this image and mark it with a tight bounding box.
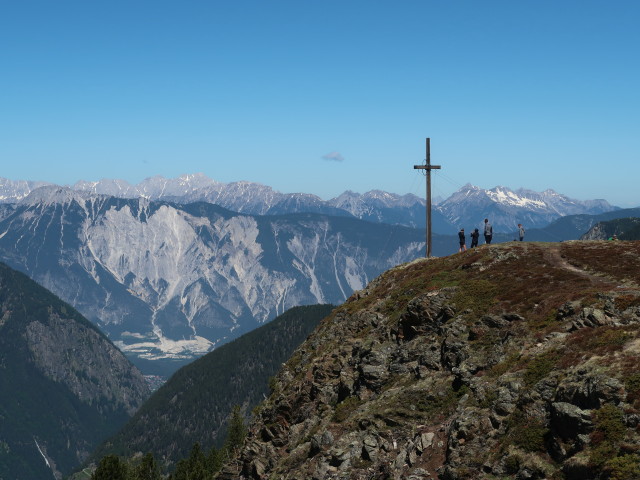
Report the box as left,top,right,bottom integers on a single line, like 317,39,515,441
221,240,640,480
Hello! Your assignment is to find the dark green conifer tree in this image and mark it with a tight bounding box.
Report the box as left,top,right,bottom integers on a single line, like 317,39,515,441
223,405,247,457
91,454,129,480
206,446,223,474
170,443,209,480
131,452,162,480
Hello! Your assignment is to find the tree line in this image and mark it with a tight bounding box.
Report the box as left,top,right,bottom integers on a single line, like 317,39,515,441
90,405,246,480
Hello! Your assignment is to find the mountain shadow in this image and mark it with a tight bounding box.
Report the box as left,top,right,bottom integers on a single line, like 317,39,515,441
0,262,149,480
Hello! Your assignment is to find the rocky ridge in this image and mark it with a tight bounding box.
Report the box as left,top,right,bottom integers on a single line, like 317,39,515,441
223,240,640,480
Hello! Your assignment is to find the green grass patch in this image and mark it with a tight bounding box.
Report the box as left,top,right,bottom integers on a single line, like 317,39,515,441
589,404,628,472
332,396,362,423
522,350,561,386
507,409,549,453
486,352,521,379
451,279,500,313
605,454,640,480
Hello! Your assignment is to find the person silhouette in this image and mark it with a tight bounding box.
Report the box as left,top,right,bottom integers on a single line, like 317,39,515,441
470,228,479,248
484,219,493,244
458,228,467,252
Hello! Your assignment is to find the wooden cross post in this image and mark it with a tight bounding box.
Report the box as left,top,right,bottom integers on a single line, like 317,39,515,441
413,138,441,257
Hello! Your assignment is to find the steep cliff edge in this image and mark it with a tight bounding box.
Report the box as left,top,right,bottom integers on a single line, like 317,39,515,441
223,241,640,480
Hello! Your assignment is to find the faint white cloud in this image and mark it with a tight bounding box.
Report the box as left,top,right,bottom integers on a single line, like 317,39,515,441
322,152,345,162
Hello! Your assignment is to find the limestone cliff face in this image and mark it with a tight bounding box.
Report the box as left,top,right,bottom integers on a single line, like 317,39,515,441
0,187,423,366
223,241,640,480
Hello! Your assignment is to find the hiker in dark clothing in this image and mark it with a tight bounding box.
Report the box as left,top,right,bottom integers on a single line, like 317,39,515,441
458,228,467,252
484,219,493,244
470,228,479,248
518,223,525,241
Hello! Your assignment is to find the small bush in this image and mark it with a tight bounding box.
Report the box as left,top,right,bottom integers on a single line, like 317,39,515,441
624,372,640,406
504,454,521,474
589,404,628,471
605,454,640,480
332,396,362,423
507,410,549,453
592,404,626,445
522,350,560,386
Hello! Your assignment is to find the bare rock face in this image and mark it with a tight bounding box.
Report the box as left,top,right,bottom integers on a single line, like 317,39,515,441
222,241,640,480
0,187,424,367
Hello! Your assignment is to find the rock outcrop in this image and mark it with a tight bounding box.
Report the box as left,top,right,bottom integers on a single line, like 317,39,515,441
221,241,640,480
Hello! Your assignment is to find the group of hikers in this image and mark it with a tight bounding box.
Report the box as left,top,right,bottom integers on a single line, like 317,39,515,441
458,219,525,253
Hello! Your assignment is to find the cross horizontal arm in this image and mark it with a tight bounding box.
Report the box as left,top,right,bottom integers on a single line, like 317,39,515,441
413,165,441,170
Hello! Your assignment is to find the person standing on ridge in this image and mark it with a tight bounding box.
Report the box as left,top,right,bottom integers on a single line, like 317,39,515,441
458,228,467,252
484,218,493,244
518,223,525,241
470,228,480,248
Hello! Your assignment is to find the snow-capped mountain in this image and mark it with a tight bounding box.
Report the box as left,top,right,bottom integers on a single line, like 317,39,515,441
73,174,348,217
0,177,53,202
0,186,424,367
0,175,617,233
0,174,440,227
437,184,616,232
326,189,453,231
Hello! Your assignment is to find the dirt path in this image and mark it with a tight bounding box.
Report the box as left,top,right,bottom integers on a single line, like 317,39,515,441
542,243,640,291
543,243,617,287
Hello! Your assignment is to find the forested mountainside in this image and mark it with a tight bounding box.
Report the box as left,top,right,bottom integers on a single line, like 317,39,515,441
0,262,149,480
523,208,640,243
86,304,334,473
221,240,640,480
581,217,640,241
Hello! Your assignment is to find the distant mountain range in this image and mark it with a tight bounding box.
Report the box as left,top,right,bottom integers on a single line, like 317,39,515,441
0,175,619,233
437,183,617,232
0,176,625,373
0,262,148,479
509,207,640,243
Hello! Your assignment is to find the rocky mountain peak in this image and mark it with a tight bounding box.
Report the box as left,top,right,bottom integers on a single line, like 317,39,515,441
223,241,640,480
19,185,98,207
0,177,53,202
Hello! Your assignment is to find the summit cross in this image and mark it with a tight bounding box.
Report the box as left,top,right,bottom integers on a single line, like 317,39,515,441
413,138,441,258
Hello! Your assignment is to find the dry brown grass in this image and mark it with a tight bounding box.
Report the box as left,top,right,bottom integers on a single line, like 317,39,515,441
560,241,640,285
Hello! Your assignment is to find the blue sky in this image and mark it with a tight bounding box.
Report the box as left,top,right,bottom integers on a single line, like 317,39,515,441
1,1,638,206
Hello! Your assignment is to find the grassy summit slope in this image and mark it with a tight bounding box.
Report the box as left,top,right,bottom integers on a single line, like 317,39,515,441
223,241,640,480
